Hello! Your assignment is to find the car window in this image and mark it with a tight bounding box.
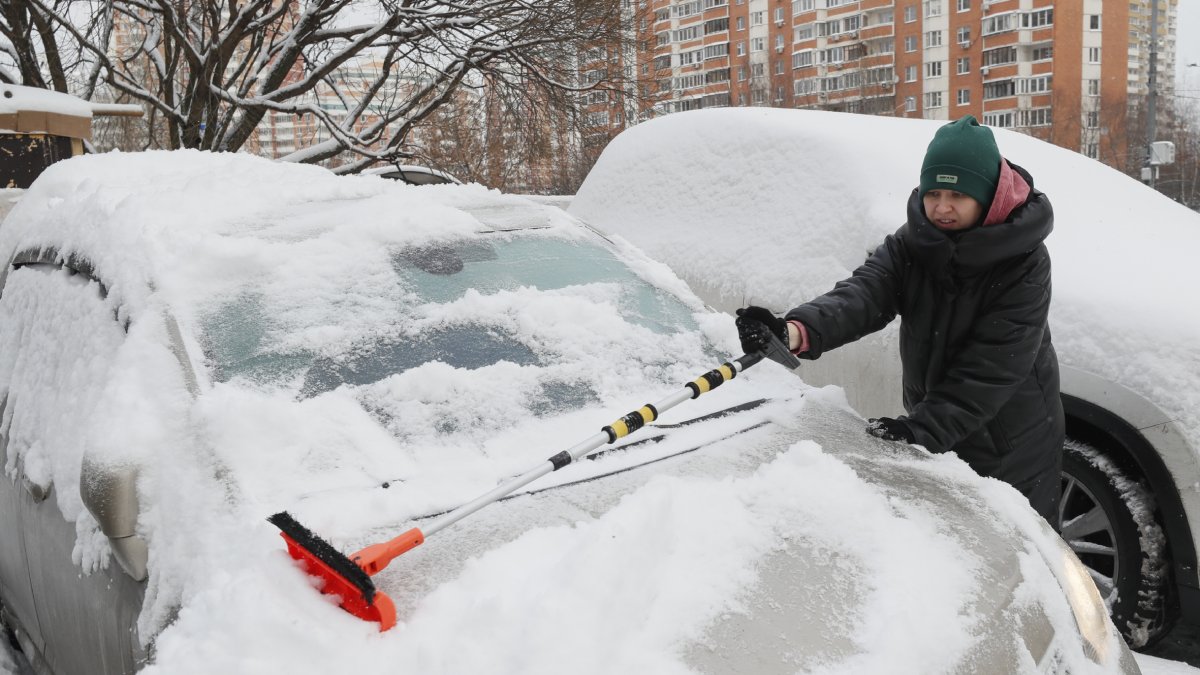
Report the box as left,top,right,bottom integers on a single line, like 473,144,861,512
199,232,700,404
380,170,454,185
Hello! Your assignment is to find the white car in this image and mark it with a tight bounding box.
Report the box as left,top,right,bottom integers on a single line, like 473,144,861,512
0,150,1139,674
570,107,1200,650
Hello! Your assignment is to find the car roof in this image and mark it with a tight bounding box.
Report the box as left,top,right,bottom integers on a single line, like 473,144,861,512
0,151,556,321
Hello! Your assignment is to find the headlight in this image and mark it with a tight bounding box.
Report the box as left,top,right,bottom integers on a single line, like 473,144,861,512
1050,534,1111,664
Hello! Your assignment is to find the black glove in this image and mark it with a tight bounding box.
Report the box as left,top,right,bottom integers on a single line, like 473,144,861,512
866,417,915,443
736,306,788,354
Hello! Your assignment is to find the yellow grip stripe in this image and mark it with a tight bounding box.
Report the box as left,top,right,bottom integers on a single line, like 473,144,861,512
718,365,734,381
610,419,630,438
691,376,711,393
638,406,657,423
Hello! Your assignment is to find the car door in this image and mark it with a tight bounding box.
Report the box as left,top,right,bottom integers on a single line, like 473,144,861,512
0,257,146,674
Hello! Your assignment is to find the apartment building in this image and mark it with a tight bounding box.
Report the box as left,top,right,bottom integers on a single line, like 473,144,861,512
596,0,1178,170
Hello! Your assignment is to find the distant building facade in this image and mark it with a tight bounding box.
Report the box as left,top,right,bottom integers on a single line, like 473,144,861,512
585,0,1178,174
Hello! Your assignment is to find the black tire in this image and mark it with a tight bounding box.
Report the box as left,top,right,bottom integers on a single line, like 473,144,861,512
1059,439,1174,649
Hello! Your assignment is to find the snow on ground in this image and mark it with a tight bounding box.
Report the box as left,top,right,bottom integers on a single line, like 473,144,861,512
0,148,1172,673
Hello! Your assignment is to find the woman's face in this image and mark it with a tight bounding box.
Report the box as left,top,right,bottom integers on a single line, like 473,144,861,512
923,189,984,231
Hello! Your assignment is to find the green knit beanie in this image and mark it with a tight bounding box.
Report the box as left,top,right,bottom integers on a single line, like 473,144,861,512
919,115,1001,207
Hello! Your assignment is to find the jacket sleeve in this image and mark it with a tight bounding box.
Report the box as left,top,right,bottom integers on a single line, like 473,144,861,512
784,235,904,359
905,248,1052,453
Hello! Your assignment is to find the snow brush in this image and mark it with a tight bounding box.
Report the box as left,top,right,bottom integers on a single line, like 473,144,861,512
270,339,799,630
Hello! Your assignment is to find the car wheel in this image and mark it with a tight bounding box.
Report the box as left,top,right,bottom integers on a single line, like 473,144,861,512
1059,439,1173,649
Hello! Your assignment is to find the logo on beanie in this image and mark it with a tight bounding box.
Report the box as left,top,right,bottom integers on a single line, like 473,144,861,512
935,174,959,184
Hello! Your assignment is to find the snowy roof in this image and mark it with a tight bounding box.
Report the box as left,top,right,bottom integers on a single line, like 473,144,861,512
0,84,93,139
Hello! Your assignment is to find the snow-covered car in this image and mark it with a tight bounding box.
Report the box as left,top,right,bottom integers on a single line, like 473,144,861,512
570,107,1200,650
0,151,1141,674
361,163,463,186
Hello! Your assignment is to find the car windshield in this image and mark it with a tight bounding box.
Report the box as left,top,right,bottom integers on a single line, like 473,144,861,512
198,230,701,408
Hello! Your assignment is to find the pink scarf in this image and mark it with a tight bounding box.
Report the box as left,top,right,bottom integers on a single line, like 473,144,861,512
983,159,1031,226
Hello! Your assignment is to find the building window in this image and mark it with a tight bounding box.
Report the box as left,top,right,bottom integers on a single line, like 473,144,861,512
924,91,944,108
1018,75,1052,94
956,0,969,11
957,26,971,44
1087,47,1101,64
982,13,1015,35
905,36,918,52
793,50,814,68
926,61,944,78
737,16,745,30
1023,9,1053,28
751,62,765,77
1019,107,1052,127
983,79,1015,99
1084,143,1098,159
957,88,970,105
775,7,785,23
956,56,970,74
738,66,748,81
905,65,918,81
925,1,942,18
776,34,785,50
984,111,1014,128
775,59,784,74
1085,111,1099,128
1031,45,1053,61
752,11,765,25
737,41,746,56
925,30,943,48
1088,14,1101,30
818,16,861,37
905,96,917,112
793,0,814,13
983,46,1017,67
905,4,917,22
705,18,729,34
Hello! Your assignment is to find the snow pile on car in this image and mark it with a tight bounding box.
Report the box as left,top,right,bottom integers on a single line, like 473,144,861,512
571,107,1200,468
0,150,1134,674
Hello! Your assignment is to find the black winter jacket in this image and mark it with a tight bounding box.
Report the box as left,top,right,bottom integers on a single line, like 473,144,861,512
786,163,1064,485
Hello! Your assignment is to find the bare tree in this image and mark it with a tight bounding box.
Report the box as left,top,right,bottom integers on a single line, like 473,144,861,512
3,0,626,172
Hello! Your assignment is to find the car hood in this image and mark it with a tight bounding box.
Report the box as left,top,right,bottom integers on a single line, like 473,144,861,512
143,382,1133,674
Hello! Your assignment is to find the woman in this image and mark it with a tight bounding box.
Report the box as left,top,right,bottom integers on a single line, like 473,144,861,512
736,115,1063,522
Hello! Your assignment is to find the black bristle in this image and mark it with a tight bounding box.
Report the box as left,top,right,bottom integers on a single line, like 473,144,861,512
268,511,376,604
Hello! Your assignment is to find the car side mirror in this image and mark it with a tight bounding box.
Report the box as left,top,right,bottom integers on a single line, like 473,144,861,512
79,456,147,581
